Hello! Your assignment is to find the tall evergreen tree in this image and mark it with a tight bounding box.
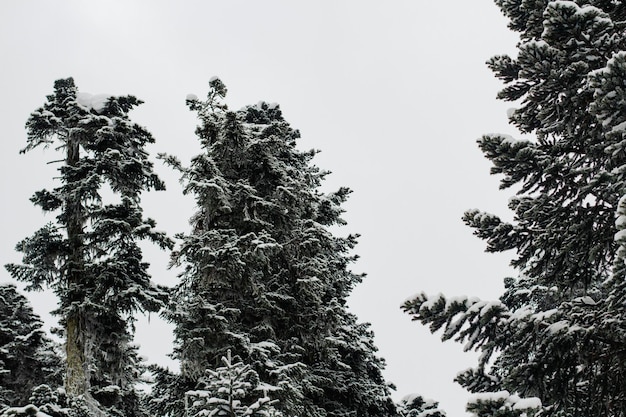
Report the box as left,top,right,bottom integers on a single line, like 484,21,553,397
149,78,395,417
5,78,172,416
403,1,626,416
0,283,61,410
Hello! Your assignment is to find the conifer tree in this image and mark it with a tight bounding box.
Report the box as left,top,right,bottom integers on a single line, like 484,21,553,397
5,78,172,416
0,283,61,410
149,78,395,417
185,350,280,417
404,1,626,416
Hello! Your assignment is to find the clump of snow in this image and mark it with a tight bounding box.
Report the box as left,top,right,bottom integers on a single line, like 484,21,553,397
522,39,549,50
546,320,569,334
401,393,422,403
610,121,626,133
422,398,437,408
510,306,533,320
76,92,109,113
96,385,121,393
468,390,511,403
445,295,473,309
617,196,626,231
618,194,626,210
614,229,626,242
1,404,52,417
512,397,542,410
573,296,596,306
499,134,518,145
468,391,542,412
479,300,504,316
418,293,444,311
186,93,199,101
256,382,281,393
506,108,517,118
209,75,219,82
532,308,558,322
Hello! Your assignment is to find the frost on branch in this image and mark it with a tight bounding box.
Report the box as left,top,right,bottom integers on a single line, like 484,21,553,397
466,391,541,417
185,351,281,417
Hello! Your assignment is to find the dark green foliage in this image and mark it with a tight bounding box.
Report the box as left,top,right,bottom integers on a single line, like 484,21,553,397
5,78,172,416
0,284,61,410
404,1,626,416
149,79,395,417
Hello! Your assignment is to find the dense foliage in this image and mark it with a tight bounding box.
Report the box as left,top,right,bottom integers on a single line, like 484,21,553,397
403,1,626,416
0,284,61,410
149,79,396,417
185,350,280,417
4,78,172,416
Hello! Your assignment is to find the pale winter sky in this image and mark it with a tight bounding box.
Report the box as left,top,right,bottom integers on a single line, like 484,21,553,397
0,2,522,415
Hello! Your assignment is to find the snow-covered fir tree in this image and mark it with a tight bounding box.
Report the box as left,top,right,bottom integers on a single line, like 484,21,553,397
148,78,396,417
185,350,281,417
0,284,61,410
5,78,173,416
404,1,626,416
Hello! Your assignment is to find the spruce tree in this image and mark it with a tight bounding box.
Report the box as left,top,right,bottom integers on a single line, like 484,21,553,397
403,1,626,416
149,78,395,417
0,283,61,410
5,78,172,416
185,350,280,417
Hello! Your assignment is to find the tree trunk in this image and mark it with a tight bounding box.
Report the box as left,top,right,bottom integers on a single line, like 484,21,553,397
65,313,87,396
64,134,88,397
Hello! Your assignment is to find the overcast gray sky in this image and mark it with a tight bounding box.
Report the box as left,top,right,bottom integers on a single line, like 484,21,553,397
1,1,522,415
